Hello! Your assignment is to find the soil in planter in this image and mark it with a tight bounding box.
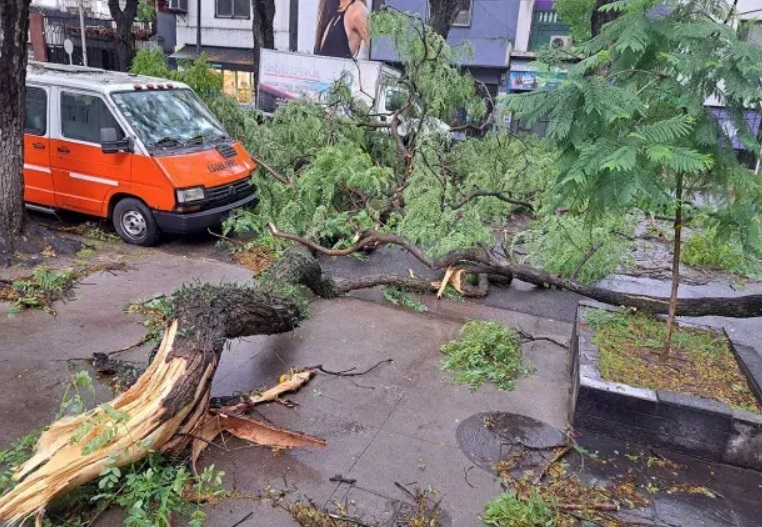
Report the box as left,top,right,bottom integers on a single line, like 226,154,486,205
586,310,762,414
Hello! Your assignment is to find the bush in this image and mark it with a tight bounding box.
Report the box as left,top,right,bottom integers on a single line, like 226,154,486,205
440,321,530,391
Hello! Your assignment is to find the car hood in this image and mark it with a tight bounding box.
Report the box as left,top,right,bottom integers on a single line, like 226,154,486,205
154,142,255,188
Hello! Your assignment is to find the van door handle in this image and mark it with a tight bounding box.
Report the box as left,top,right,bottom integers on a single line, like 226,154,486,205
57,146,70,154
32,142,46,150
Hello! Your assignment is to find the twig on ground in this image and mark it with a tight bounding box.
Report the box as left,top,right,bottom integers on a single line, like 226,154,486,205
516,326,570,349
464,466,475,488
533,445,572,484
315,359,393,377
229,512,254,527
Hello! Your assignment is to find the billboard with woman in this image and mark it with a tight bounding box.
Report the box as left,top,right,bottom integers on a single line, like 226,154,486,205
313,0,371,59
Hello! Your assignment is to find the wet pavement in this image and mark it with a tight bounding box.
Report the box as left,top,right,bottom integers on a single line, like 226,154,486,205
0,240,761,526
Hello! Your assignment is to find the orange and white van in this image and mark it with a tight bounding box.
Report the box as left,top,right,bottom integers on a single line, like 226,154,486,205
23,62,257,246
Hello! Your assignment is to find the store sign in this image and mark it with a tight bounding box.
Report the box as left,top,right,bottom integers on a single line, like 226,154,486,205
508,70,565,91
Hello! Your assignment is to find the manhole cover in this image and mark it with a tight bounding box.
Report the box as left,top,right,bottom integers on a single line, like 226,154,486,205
456,412,566,473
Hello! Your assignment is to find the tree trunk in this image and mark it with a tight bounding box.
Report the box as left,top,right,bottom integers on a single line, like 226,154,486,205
428,0,461,39
664,173,683,354
251,0,275,87
0,0,31,256
0,284,308,523
270,226,762,318
108,0,138,71
590,0,618,36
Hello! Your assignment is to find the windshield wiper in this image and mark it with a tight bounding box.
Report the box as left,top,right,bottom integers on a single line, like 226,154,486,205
152,137,182,148
185,133,228,146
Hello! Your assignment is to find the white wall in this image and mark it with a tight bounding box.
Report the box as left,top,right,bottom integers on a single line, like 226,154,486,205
513,0,535,52
737,0,762,20
176,0,289,51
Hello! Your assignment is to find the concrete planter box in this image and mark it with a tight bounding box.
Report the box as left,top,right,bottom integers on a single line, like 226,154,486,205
570,300,762,471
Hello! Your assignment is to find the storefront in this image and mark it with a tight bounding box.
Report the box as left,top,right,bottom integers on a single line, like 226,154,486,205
170,45,256,105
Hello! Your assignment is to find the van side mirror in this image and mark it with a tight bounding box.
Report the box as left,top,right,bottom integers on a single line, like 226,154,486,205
100,127,132,154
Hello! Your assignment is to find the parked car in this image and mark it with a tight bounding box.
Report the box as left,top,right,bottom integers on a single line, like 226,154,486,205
23,62,258,246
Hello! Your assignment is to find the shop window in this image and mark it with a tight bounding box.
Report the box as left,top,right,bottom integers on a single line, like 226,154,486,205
222,70,253,104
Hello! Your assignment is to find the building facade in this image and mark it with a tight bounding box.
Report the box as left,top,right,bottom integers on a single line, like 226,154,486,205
171,0,290,105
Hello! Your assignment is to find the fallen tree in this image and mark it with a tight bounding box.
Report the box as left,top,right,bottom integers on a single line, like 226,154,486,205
0,253,345,524
270,225,762,318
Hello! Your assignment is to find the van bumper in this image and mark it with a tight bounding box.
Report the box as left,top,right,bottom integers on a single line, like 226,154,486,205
152,193,257,234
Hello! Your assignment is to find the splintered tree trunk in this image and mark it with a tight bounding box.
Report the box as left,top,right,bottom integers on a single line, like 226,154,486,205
0,285,306,523
0,0,30,253
428,0,462,39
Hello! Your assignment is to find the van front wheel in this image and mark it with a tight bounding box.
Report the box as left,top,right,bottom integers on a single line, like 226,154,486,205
113,198,161,246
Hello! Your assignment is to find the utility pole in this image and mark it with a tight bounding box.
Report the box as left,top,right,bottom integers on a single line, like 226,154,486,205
196,0,202,55
78,0,88,66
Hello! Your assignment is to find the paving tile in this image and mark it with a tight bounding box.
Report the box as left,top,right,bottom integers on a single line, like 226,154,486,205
344,429,502,527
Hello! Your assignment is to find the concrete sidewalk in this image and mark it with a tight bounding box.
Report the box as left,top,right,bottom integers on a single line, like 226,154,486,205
2,247,761,527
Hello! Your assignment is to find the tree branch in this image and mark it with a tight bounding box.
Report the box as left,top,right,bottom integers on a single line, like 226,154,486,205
269,225,762,318
451,190,534,212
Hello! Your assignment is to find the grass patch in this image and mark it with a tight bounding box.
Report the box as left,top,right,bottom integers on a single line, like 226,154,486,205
483,490,557,527
586,309,762,414
382,286,428,312
441,321,530,391
2,267,78,315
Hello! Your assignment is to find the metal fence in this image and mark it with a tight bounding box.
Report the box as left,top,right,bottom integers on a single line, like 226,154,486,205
43,13,154,70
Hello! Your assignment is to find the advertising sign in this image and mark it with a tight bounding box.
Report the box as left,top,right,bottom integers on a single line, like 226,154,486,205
507,70,565,92
300,0,372,60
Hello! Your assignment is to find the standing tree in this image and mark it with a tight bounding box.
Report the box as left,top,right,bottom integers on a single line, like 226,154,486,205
251,0,276,86
0,0,31,257
427,0,462,39
108,0,139,71
507,0,762,351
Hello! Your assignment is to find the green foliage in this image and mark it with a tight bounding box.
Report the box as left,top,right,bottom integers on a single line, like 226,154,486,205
90,454,225,527
57,370,95,419
441,321,530,391
371,9,486,122
136,0,156,23
483,490,558,527
382,286,429,311
130,48,224,104
506,0,762,256
8,267,77,315
556,0,594,42
682,228,762,278
521,212,636,283
0,430,41,495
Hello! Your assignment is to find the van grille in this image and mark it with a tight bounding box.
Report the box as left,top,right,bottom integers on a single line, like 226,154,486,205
216,143,237,159
204,177,253,209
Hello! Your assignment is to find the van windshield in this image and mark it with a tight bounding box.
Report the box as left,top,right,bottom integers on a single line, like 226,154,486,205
111,88,227,153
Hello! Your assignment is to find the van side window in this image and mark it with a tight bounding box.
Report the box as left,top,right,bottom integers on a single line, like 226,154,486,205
25,87,47,136
61,92,125,144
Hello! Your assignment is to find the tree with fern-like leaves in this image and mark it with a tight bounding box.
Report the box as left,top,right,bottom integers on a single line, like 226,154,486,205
507,0,762,352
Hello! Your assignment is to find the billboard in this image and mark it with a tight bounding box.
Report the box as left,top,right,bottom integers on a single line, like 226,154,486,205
507,70,565,92
256,49,392,113
299,0,371,60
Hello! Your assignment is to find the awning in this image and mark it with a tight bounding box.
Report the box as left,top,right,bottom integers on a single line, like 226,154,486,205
170,45,255,71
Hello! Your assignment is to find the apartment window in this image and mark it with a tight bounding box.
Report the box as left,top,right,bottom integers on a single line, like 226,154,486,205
453,0,473,27
743,21,762,48
216,0,250,19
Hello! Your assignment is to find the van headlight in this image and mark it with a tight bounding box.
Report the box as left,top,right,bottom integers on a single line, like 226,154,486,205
176,187,205,203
